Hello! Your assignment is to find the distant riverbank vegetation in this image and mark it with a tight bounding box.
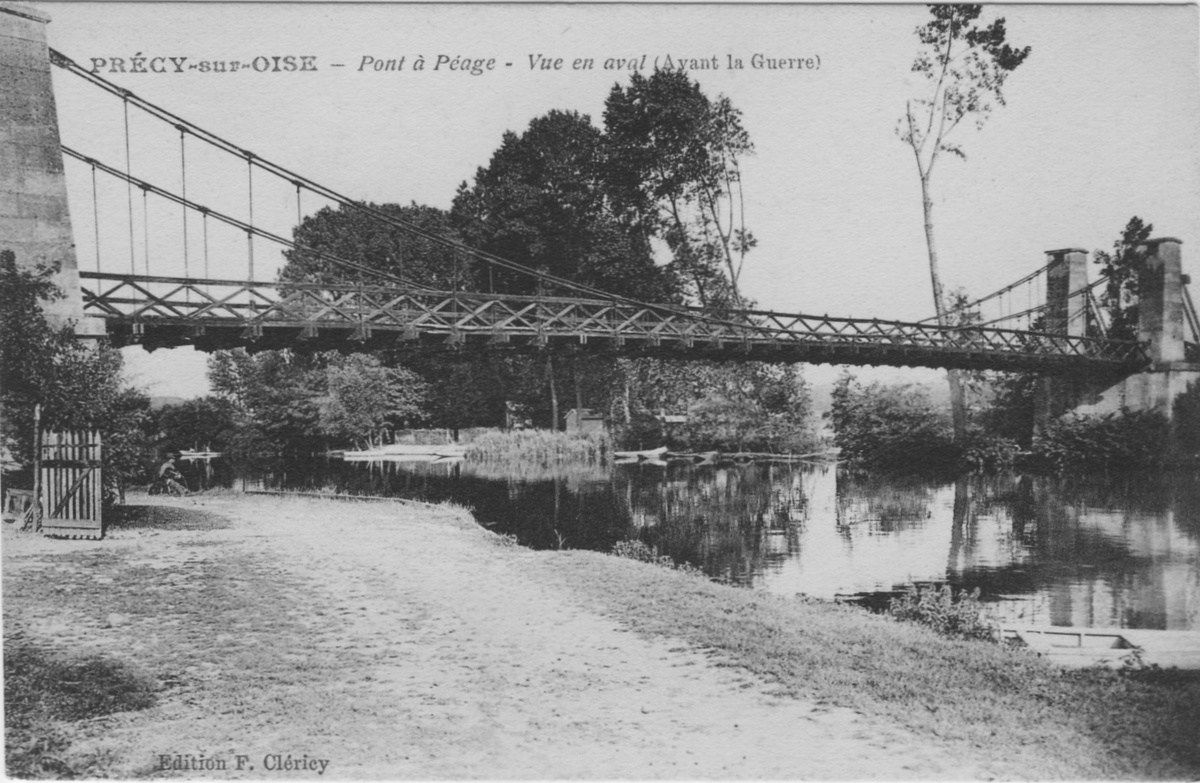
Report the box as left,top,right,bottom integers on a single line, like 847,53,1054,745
828,369,1199,474
828,215,1199,475
146,349,819,459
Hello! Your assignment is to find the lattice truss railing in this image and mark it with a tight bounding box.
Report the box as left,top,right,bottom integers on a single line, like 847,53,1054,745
54,49,1152,372
80,272,1149,370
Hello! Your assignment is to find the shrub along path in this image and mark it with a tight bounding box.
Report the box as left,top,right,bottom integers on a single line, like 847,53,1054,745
4,493,1198,779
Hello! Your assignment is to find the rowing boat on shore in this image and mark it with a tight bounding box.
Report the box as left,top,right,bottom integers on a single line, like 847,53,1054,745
1002,625,1200,669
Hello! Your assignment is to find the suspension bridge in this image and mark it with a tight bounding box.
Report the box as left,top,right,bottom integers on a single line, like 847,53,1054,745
4,6,1198,407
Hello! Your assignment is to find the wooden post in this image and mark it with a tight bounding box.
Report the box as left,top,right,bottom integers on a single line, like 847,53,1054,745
31,404,41,531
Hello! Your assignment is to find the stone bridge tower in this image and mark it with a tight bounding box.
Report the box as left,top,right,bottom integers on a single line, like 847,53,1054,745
1,3,104,337
1037,238,1199,426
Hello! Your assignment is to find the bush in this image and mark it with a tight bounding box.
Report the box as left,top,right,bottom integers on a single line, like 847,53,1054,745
828,373,959,470
961,433,1021,471
611,539,705,577
1173,381,1200,462
887,584,998,642
1030,411,1169,472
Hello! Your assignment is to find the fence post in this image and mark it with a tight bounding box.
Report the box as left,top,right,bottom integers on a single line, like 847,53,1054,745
32,404,42,531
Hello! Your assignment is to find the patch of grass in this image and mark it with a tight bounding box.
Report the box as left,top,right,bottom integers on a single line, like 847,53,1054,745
5,634,158,778
103,504,231,532
5,636,158,721
541,550,1200,779
3,528,345,778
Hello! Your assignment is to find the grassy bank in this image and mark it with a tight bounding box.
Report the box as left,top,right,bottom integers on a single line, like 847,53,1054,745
539,550,1200,779
6,495,1198,779
3,504,353,778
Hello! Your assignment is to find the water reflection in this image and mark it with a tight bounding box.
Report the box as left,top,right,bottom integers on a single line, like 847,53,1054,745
175,455,1200,631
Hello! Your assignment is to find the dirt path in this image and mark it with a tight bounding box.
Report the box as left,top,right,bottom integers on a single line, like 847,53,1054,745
5,494,989,779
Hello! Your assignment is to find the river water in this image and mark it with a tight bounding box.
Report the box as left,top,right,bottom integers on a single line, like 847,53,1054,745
177,456,1200,631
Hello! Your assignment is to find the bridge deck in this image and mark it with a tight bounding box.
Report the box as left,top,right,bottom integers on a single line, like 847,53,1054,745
81,273,1148,375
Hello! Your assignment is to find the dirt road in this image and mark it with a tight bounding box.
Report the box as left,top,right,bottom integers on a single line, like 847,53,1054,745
4,494,987,779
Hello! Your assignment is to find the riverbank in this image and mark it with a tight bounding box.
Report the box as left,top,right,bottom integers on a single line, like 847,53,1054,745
4,493,1198,779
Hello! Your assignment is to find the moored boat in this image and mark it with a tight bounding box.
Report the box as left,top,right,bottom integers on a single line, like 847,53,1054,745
612,446,668,460
341,443,467,459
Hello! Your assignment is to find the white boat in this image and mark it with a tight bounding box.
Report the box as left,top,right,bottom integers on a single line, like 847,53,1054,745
1003,625,1200,669
341,443,467,459
612,446,668,460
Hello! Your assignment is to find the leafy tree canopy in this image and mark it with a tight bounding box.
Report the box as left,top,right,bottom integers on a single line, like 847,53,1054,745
604,70,755,309
318,354,428,444
0,250,154,500
156,397,240,453
279,202,464,290
1093,216,1152,342
452,109,679,301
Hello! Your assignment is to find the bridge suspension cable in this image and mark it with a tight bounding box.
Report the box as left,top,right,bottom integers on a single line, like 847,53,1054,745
52,47,807,343
917,260,1055,325
1184,286,1200,344
89,161,100,272
69,143,802,347
122,96,135,274
970,276,1107,330
179,127,189,282
63,145,442,294
50,49,671,309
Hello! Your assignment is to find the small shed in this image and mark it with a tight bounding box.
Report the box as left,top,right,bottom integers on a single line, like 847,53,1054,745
564,408,605,434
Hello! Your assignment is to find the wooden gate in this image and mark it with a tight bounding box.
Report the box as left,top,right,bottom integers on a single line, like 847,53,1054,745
38,429,103,539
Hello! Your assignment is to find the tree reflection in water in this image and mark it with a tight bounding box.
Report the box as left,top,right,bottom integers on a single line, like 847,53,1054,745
183,456,1200,630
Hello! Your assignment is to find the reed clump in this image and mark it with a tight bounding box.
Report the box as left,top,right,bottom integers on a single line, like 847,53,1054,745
887,584,999,642
611,539,705,577
465,429,611,465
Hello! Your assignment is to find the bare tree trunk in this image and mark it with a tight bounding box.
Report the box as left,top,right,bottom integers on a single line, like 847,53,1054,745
623,368,632,425
546,355,559,431
573,357,583,416
919,174,968,441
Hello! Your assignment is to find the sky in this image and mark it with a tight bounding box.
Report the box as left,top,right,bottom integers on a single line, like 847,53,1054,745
30,2,1200,399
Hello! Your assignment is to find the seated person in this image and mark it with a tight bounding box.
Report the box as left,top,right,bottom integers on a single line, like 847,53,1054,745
156,455,190,496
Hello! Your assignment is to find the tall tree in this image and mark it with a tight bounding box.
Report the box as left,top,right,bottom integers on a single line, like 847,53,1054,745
604,70,755,310
0,250,154,501
279,202,465,290
451,109,677,301
318,354,429,445
157,397,239,453
1093,216,1152,341
899,5,1030,439
208,349,326,452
